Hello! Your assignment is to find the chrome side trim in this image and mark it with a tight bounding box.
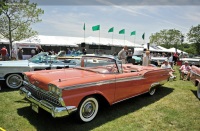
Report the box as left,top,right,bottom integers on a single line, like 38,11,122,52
191,70,200,77
64,76,144,90
19,87,77,118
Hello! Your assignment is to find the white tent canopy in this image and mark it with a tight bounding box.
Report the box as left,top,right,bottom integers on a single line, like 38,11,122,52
15,35,82,47
77,36,143,48
168,47,188,54
143,44,188,54
0,38,9,44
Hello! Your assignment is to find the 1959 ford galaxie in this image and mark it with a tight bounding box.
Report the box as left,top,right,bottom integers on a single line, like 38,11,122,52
190,65,200,98
20,55,170,122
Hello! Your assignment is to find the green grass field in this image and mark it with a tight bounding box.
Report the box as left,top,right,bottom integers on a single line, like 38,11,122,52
0,66,199,131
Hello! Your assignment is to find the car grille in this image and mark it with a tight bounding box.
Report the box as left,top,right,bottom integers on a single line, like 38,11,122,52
24,82,62,107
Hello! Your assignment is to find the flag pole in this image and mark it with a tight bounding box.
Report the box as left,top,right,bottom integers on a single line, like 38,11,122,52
84,29,85,43
124,34,125,45
99,29,100,54
112,31,113,45
134,35,136,44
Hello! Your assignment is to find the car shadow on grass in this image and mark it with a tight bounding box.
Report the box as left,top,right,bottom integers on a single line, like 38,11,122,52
17,86,173,131
190,90,200,100
0,81,18,93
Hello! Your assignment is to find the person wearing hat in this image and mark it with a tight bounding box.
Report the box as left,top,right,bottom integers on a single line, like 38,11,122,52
161,60,176,79
179,61,191,80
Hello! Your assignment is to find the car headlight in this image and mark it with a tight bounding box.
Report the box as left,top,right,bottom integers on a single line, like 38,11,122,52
48,84,62,96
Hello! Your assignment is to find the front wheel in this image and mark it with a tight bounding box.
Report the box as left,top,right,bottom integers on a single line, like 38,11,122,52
77,97,99,123
6,74,23,89
197,83,200,99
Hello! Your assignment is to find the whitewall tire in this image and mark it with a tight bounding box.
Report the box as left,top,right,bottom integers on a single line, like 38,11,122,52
78,97,99,123
6,74,23,89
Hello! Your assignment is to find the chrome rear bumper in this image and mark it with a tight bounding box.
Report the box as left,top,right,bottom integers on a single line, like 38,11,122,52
19,87,77,118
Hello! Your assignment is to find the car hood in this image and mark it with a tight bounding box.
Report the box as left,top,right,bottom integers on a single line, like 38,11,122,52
25,68,111,90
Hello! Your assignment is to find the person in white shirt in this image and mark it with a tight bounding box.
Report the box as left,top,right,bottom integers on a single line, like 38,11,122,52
142,50,151,66
168,53,173,68
118,46,128,64
161,60,176,79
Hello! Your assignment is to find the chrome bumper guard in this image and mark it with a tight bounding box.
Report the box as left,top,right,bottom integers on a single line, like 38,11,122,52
19,87,77,118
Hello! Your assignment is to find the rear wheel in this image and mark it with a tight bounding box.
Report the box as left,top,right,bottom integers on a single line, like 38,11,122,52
149,88,156,96
6,74,23,89
197,83,200,99
77,97,99,123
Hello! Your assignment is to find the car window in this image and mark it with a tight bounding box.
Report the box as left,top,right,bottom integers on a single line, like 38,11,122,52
29,52,57,63
76,56,120,74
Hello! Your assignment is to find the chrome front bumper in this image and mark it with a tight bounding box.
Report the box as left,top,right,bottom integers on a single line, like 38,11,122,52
19,87,77,118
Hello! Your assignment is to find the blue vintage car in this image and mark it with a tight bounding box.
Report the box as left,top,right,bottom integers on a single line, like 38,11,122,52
132,55,142,64
0,52,80,89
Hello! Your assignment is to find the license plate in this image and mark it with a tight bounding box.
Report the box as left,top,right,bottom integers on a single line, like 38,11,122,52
31,103,39,113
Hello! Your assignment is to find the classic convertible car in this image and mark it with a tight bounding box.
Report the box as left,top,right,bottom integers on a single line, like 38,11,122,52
190,65,200,98
0,52,80,89
19,55,170,122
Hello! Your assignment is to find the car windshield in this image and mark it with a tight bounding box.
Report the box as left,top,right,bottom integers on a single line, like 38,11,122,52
29,52,57,63
75,56,121,74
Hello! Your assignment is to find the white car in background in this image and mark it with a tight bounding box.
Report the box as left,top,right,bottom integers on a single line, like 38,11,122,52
150,57,168,66
0,52,80,89
179,57,200,67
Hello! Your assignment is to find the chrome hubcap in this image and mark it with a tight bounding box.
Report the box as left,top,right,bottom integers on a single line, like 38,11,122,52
82,101,96,118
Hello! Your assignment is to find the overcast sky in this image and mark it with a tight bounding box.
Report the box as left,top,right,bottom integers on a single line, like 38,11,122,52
30,0,200,44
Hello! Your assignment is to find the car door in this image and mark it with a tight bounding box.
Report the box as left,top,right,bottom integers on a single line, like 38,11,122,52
114,72,146,102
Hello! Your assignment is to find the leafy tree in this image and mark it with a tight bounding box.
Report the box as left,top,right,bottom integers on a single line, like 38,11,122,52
0,0,44,57
149,29,183,49
187,24,200,55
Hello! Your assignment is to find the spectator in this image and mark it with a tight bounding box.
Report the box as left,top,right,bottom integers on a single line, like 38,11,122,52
118,46,128,64
48,50,52,55
142,50,151,66
179,61,191,81
82,47,87,55
161,60,176,79
11,48,17,60
18,47,23,60
168,53,174,68
126,49,133,63
0,46,8,61
31,48,36,57
35,45,44,54
67,48,72,55
173,52,178,65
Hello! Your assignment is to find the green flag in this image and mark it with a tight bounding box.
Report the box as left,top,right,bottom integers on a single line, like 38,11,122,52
142,33,145,40
131,31,136,36
92,25,100,31
83,23,85,30
119,29,125,34
108,27,114,33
